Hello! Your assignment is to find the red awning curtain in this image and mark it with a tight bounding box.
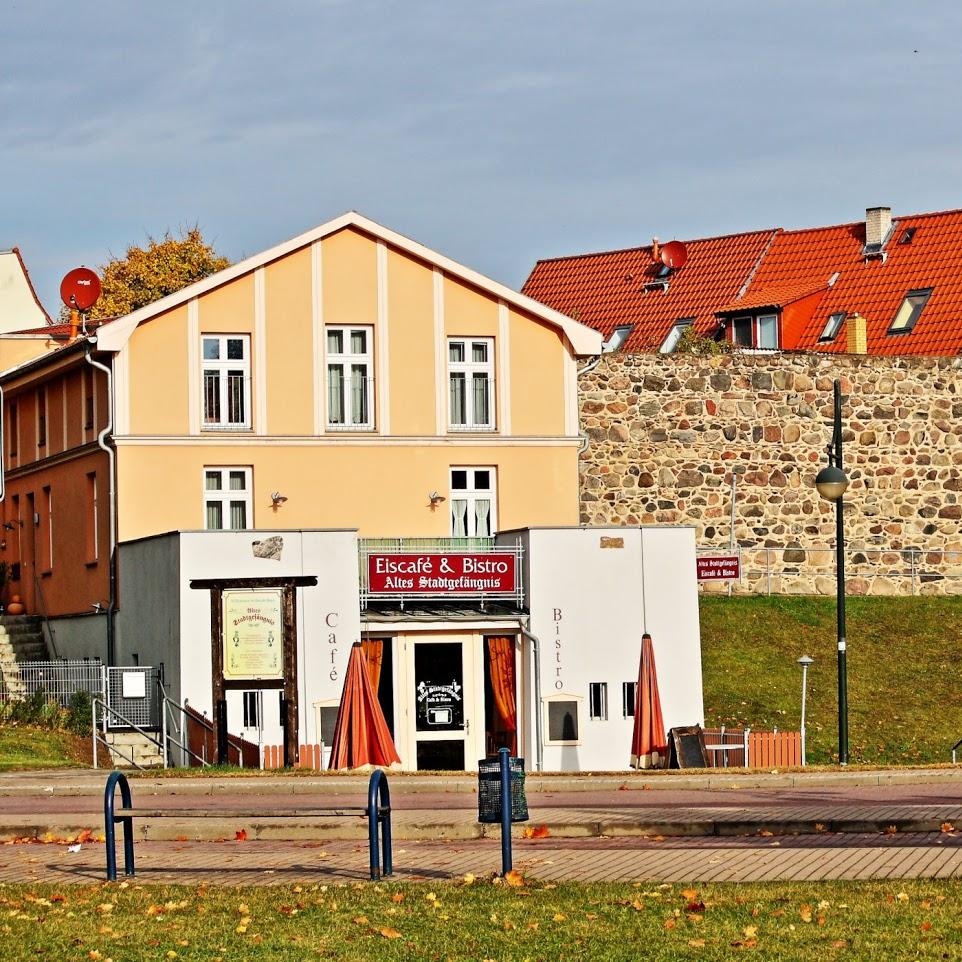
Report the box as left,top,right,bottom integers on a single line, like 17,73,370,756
486,636,517,754
328,642,401,770
630,633,668,769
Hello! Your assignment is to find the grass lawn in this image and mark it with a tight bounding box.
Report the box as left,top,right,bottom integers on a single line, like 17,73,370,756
700,595,962,766
0,724,91,771
0,878,957,961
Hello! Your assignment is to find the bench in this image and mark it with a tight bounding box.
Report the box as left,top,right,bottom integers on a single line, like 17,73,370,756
103,769,393,882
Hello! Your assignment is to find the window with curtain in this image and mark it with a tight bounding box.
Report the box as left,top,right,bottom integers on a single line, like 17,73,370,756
204,467,252,530
448,337,494,430
450,467,496,537
326,326,374,429
202,335,251,429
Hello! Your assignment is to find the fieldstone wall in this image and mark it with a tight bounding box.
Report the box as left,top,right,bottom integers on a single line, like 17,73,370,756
579,352,962,595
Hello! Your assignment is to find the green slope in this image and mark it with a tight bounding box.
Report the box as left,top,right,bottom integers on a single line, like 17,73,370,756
700,595,962,766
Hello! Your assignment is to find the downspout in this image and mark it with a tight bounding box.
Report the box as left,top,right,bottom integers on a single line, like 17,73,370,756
85,347,116,665
520,625,544,772
576,354,603,455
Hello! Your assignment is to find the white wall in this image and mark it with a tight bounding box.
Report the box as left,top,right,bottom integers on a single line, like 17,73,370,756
511,526,702,772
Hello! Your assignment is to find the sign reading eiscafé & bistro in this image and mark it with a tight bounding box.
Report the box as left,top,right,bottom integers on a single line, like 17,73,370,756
222,588,284,680
368,553,516,594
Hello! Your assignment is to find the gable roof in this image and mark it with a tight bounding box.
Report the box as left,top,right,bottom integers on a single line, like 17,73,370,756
521,229,776,352
0,248,51,333
523,206,962,357
95,212,602,357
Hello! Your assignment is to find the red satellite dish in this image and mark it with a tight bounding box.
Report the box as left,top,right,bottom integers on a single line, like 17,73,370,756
660,240,689,270
60,267,101,311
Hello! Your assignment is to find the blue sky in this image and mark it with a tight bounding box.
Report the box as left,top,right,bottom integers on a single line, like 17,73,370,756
2,1,959,314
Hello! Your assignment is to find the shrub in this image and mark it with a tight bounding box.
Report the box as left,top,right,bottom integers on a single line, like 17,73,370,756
65,690,93,737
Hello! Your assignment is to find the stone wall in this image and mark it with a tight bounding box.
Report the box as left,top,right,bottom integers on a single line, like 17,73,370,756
579,352,962,595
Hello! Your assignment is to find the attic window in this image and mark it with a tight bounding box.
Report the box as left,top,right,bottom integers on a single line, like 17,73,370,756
603,325,633,353
898,227,917,245
819,312,846,343
656,263,672,279
888,288,932,335
660,318,694,354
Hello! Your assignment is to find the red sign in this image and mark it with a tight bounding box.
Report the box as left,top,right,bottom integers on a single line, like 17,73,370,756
696,554,741,582
368,553,516,594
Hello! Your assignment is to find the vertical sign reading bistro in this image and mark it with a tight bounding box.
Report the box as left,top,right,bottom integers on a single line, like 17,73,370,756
222,589,284,680
367,553,516,595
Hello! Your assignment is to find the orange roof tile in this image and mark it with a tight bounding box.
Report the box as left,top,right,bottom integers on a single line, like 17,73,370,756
522,230,776,352
523,207,962,357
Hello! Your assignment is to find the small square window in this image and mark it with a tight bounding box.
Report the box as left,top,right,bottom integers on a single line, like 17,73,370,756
889,288,932,335
622,681,637,718
547,700,579,742
819,312,846,343
588,682,608,720
203,339,220,360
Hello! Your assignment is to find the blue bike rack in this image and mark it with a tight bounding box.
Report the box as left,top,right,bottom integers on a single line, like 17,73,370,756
367,769,393,880
104,770,136,881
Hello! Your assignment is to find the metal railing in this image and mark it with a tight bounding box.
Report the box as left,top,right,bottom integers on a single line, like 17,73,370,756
92,698,165,771
698,544,962,595
0,659,103,707
31,575,59,659
159,690,212,769
105,666,161,729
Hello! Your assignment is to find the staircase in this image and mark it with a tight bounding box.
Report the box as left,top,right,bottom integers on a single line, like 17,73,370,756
0,616,48,699
99,730,165,769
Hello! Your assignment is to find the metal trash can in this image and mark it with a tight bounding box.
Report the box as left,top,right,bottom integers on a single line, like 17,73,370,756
477,755,529,823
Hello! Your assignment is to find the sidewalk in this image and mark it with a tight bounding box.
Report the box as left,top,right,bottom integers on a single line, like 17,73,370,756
2,767,962,843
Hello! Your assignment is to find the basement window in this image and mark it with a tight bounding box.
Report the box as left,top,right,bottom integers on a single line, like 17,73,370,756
888,288,932,335
819,312,846,343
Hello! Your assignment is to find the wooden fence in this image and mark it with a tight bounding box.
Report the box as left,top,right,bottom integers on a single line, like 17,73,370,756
702,727,801,768
263,743,325,770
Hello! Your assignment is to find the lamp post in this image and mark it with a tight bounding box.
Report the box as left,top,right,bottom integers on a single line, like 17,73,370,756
797,654,814,766
814,379,850,765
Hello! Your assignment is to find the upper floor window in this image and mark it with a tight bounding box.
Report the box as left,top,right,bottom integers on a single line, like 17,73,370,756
202,335,250,430
8,401,17,459
888,288,932,335
450,467,496,537
660,318,694,354
83,367,95,431
327,326,374,430
204,467,252,530
36,388,47,449
731,313,778,350
448,338,494,431
819,312,846,343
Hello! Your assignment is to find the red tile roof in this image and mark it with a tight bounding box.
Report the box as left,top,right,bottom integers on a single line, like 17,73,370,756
522,230,776,352
523,207,962,357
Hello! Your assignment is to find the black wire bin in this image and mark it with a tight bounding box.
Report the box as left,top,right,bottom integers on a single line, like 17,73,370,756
477,755,529,823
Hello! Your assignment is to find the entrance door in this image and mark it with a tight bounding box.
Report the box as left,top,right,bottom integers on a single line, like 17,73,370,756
412,639,473,771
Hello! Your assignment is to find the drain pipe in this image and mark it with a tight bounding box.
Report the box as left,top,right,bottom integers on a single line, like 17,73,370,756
85,347,116,665
520,626,544,772
576,354,603,455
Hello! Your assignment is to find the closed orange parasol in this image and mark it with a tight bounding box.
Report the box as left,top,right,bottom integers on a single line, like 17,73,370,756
328,643,401,770
630,633,668,769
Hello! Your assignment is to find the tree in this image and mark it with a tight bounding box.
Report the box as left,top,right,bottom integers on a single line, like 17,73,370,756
63,227,230,321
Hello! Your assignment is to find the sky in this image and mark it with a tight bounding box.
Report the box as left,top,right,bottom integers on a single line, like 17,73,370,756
2,1,961,315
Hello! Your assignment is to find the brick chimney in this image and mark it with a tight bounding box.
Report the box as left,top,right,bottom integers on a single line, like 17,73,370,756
846,312,867,354
865,207,892,248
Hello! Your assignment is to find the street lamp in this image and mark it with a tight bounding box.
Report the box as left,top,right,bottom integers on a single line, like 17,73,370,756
814,378,850,765
797,655,814,766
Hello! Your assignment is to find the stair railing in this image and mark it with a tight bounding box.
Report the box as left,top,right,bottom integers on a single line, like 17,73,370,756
157,684,212,768
31,574,60,660
91,697,170,771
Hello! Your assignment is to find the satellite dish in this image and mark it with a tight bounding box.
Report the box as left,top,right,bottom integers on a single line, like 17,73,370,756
660,241,689,270
60,267,101,311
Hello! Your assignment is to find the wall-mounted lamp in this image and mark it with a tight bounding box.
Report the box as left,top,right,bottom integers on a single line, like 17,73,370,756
270,492,288,507
428,491,446,508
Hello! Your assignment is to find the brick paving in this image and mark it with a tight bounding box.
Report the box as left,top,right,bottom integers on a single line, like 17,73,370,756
3,832,962,886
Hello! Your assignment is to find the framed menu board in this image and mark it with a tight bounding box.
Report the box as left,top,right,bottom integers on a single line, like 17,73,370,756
222,588,284,681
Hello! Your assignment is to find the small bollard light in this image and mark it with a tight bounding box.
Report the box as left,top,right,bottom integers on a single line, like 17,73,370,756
797,655,814,766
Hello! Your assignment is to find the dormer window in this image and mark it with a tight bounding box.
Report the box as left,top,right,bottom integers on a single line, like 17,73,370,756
819,312,846,343
888,288,932,335
603,325,633,353
660,318,694,354
731,313,778,350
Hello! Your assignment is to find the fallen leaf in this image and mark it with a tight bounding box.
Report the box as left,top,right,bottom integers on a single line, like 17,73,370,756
522,825,551,839
896,892,909,903
234,830,248,842
885,825,898,835
815,823,827,832
681,888,698,900
352,916,369,925
921,920,932,932
664,919,676,930
758,830,773,837
831,940,848,948
941,822,955,834
688,939,706,948
503,870,525,887
461,874,475,887
800,904,813,923
391,892,405,902
743,925,758,938
175,836,189,843
686,901,706,913
379,927,402,939
552,913,566,922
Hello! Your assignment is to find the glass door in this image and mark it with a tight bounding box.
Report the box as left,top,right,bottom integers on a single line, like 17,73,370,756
413,640,470,770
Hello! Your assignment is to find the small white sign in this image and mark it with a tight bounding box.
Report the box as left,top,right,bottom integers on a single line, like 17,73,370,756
122,671,147,699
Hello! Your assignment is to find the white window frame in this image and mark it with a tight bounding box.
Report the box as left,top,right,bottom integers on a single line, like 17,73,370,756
660,318,694,354
201,334,251,430
588,682,608,720
622,681,637,718
447,337,495,431
731,314,779,350
449,467,496,538
819,312,846,343
543,693,583,746
326,325,374,431
203,467,253,531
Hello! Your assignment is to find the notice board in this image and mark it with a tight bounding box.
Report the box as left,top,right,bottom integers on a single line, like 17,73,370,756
667,725,709,769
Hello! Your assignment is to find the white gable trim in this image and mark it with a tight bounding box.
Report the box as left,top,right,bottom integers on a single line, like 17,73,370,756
94,212,602,357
